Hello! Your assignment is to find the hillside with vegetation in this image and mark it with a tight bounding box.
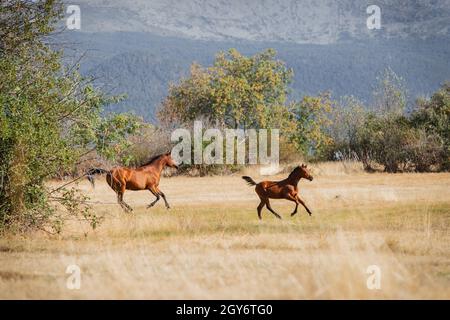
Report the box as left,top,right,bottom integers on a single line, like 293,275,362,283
62,32,450,122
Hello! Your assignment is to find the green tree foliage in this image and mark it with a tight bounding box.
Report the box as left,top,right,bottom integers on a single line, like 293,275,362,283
159,48,342,166
0,0,141,233
290,92,334,158
410,82,450,169
158,48,293,129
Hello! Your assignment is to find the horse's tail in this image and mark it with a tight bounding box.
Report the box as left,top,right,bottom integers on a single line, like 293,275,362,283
86,168,110,188
242,176,257,186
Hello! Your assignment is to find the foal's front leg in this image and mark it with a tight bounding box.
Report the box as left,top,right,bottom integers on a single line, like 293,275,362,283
290,201,299,216
297,195,312,216
286,193,311,217
265,199,282,219
284,192,299,216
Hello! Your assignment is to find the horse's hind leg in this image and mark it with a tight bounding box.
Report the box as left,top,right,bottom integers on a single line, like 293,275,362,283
265,199,282,219
109,174,131,212
116,192,128,212
118,191,133,212
257,200,265,220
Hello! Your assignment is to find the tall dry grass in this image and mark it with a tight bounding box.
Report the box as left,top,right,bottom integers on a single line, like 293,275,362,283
0,162,449,299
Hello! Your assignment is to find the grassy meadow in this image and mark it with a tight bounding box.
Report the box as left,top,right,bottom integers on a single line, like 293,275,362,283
0,162,449,299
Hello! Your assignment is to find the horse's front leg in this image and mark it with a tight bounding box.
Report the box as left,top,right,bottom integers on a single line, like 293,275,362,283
290,202,299,216
265,199,282,219
297,195,312,216
158,189,170,209
284,191,299,216
147,188,160,208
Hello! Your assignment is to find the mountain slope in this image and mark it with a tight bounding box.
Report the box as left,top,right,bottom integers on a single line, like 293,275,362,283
58,1,450,122
62,32,450,122
71,0,450,44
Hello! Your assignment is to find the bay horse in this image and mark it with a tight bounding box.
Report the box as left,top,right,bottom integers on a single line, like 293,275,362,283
86,152,178,212
242,164,313,220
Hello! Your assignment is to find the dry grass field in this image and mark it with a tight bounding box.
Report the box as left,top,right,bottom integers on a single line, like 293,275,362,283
0,162,449,299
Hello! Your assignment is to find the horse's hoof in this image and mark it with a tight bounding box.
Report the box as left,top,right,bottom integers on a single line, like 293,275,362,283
166,206,170,209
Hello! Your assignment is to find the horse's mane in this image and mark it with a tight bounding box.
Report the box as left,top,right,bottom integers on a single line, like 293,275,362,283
287,166,301,179
138,153,165,168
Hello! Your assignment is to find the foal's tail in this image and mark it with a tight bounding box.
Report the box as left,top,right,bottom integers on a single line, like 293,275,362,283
86,168,110,188
242,176,257,186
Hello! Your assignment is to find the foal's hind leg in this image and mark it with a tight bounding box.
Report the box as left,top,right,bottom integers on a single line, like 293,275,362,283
257,200,265,220
265,199,282,219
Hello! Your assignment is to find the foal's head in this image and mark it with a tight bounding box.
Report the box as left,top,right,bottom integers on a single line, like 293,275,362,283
292,164,313,181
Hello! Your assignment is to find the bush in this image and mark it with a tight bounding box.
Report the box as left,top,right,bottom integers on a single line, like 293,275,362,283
0,1,142,233
326,71,449,173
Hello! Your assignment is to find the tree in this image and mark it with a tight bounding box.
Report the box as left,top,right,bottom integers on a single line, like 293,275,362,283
410,82,449,170
0,0,141,233
372,67,407,115
324,73,448,172
326,96,367,162
360,68,409,172
290,92,334,159
158,48,293,129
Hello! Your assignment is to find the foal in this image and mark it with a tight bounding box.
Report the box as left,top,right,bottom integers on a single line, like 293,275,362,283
87,152,178,212
242,164,314,219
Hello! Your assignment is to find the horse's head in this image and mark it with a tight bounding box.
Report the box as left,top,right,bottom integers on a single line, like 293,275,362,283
164,152,179,169
297,164,313,181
